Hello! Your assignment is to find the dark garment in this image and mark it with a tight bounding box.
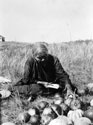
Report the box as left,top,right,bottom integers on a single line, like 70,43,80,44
14,84,43,97
15,54,74,96
14,83,62,98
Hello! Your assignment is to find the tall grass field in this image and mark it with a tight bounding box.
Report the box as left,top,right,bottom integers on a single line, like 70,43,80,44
0,40,93,124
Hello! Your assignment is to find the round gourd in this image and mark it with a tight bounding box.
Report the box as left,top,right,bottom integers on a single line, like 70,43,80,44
18,112,30,123
67,109,84,122
43,106,57,118
42,107,54,115
28,107,40,116
60,103,69,115
86,83,93,89
48,115,73,125
38,101,49,111
77,89,85,96
41,107,57,125
0,89,11,99
41,114,53,125
89,87,93,95
51,104,63,115
74,117,92,125
90,99,93,106
30,115,40,125
54,93,61,98
1,122,15,125
84,108,93,122
54,93,63,105
54,98,63,105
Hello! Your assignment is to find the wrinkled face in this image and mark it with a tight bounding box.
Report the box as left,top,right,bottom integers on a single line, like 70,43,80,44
35,53,48,62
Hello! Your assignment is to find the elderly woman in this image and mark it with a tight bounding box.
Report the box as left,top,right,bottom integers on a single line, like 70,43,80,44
14,42,76,100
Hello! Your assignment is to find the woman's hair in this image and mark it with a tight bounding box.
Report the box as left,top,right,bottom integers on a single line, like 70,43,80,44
32,42,48,57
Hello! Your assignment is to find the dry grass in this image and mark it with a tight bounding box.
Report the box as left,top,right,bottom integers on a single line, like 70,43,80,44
0,40,93,124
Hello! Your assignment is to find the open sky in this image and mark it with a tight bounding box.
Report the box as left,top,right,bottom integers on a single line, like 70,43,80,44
0,0,93,43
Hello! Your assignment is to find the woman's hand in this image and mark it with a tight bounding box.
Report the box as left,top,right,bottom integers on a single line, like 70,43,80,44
66,88,79,99
66,89,74,97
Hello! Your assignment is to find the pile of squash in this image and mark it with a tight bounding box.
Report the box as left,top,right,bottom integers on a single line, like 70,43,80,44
2,90,93,125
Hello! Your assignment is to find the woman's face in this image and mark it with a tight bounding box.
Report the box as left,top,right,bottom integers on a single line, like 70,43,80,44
35,53,48,62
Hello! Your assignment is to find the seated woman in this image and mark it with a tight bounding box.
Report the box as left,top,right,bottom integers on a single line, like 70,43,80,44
13,42,76,100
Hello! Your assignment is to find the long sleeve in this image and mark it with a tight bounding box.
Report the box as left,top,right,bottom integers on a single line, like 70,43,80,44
54,57,72,90
15,57,33,86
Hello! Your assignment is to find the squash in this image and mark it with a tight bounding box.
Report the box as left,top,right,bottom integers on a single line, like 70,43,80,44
28,107,40,125
54,93,62,98
28,107,40,116
42,107,53,115
60,103,69,115
38,101,49,112
54,98,63,105
86,83,93,95
74,117,92,125
48,115,73,125
44,104,72,125
86,83,93,89
41,107,57,125
84,107,93,122
77,88,85,96
18,112,31,123
1,122,15,125
90,99,93,106
0,89,11,99
53,94,63,105
51,104,63,115
67,109,84,122
30,115,40,125
41,114,53,125
80,96,90,111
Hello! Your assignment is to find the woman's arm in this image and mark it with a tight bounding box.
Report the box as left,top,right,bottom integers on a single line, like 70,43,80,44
54,57,72,91
15,57,33,86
